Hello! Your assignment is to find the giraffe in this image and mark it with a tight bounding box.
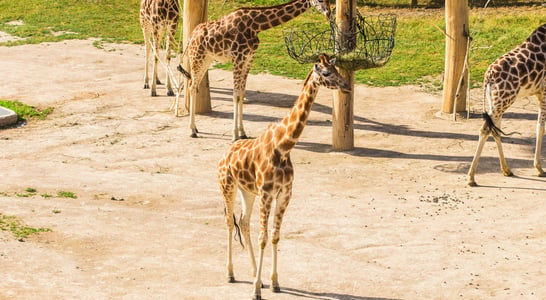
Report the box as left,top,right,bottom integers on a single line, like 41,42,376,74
178,0,331,140
217,54,350,300
467,23,546,186
139,0,179,97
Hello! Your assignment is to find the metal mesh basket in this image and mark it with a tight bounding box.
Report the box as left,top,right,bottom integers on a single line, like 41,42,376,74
283,12,397,70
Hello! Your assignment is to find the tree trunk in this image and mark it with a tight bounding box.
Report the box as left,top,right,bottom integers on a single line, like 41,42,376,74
441,0,469,115
332,0,355,151
183,0,211,113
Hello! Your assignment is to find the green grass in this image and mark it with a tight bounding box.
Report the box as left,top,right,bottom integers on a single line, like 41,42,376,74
57,191,77,199
0,213,51,239
0,0,544,88
0,100,53,122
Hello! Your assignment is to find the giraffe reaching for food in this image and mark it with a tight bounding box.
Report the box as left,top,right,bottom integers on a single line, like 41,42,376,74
217,54,350,300
139,0,179,97
467,23,546,186
178,0,331,140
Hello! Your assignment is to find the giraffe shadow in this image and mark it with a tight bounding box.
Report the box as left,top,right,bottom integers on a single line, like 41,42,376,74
230,280,398,300
280,286,400,300
295,142,542,176
209,88,537,146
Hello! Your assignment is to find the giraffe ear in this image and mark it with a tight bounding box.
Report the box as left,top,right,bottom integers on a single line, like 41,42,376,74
318,54,329,64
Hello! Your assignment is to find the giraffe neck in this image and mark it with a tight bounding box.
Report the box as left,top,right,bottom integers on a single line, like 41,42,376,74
273,72,319,152
244,0,312,33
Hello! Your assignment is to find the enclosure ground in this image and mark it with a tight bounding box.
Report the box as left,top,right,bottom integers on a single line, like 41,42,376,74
1,40,545,299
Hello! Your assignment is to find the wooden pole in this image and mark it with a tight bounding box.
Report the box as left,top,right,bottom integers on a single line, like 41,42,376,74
183,0,211,113
441,0,469,115
332,0,355,151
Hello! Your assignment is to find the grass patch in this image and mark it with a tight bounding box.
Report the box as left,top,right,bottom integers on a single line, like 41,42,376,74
0,0,543,88
0,100,53,123
0,213,51,239
57,191,77,199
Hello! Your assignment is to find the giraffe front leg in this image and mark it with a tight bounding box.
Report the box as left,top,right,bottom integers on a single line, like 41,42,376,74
270,187,291,293
232,60,251,141
252,194,273,300
232,93,248,141
188,82,199,138
143,37,151,89
151,37,160,97
252,232,266,300
165,29,175,97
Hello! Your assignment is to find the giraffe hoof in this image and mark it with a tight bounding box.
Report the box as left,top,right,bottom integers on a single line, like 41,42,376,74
227,276,235,283
167,90,175,96
503,170,514,177
252,295,262,300
156,79,162,85
151,91,157,97
143,83,149,89
537,171,546,177
190,132,198,138
271,285,281,293
467,180,478,187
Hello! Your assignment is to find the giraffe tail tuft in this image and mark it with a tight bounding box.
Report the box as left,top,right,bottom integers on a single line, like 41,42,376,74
232,214,244,249
177,64,191,80
482,113,519,137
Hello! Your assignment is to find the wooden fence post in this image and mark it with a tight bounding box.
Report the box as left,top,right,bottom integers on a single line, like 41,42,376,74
442,0,469,115
333,0,355,151
183,0,211,113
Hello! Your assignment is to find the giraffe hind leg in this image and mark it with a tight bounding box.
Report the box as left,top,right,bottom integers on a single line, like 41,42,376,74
483,113,513,177
467,120,492,186
239,189,257,277
534,92,546,177
219,171,237,283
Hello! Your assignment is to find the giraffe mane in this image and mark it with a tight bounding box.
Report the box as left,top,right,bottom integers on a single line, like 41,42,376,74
302,69,314,88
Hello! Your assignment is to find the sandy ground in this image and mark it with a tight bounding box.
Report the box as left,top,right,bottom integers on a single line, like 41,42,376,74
1,39,545,300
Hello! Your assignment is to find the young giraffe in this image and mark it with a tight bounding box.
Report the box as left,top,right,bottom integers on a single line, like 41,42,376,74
179,0,331,140
217,55,350,300
139,0,179,97
467,23,546,186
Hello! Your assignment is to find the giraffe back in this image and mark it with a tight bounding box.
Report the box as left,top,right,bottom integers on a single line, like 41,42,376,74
485,23,546,101
139,0,179,33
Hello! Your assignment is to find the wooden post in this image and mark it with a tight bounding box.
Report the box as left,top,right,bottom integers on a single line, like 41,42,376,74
332,0,355,151
441,0,469,115
183,0,211,113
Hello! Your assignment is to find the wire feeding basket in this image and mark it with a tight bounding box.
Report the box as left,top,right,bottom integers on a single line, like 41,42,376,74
283,12,397,70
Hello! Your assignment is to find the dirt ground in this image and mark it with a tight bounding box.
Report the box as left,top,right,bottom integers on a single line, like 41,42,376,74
1,39,545,299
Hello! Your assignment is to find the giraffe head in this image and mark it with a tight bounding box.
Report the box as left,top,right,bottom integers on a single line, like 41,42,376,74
309,54,350,93
311,0,331,19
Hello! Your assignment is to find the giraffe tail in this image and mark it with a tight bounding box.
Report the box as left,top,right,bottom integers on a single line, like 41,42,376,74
224,207,244,249
482,113,519,137
177,64,191,80
482,80,518,137
232,214,244,249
